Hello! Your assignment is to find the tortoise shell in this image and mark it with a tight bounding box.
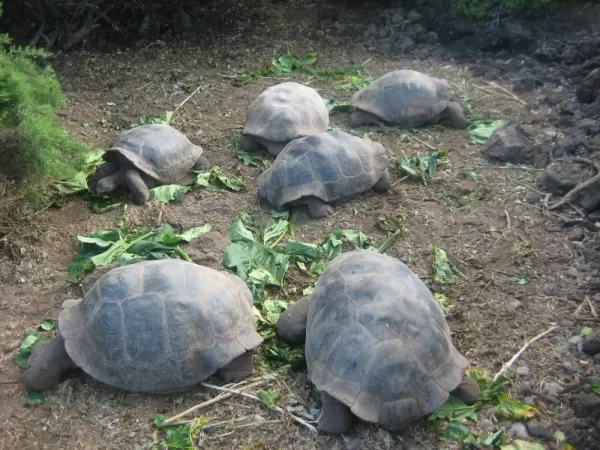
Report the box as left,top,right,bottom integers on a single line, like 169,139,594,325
57,259,262,393
305,250,469,427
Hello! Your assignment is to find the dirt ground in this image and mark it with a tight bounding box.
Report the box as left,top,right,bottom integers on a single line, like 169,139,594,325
1,1,600,449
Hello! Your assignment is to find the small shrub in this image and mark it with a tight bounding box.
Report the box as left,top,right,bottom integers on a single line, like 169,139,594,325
0,2,91,202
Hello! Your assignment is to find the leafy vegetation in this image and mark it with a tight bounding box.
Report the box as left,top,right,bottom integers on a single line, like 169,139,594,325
468,119,511,144
222,211,401,369
396,149,450,185
67,223,212,282
427,368,571,448
0,2,93,202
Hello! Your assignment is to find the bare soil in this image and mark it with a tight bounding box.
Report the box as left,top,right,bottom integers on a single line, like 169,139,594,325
1,1,600,449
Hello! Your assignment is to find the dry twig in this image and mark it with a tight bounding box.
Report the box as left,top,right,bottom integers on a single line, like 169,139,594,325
201,382,318,433
487,81,527,105
493,326,559,382
548,157,600,211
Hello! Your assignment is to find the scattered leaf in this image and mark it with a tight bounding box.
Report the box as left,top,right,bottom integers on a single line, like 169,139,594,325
257,389,280,408
432,247,455,283
24,391,45,407
149,184,192,203
580,326,594,336
397,150,449,185
324,98,353,114
194,167,246,191
468,119,510,144
499,440,545,450
39,319,56,331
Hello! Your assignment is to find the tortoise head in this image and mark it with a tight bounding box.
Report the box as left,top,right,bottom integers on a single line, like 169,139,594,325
275,295,311,345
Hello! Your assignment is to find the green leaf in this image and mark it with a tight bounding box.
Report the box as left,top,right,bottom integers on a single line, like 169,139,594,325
592,382,600,395
52,171,89,194
468,119,510,144
324,98,354,114
257,389,280,408
480,429,506,446
500,440,545,450
429,397,478,423
223,241,290,286
24,391,45,407
193,167,245,192
285,240,322,261
470,171,484,181
495,394,539,420
149,185,191,203
262,218,289,246
440,421,472,440
580,326,594,336
160,224,212,245
432,247,455,283
226,218,257,243
12,332,48,369
39,319,56,331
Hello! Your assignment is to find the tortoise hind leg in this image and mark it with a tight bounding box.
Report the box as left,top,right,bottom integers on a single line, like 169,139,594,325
317,391,355,434
305,197,334,219
215,350,254,383
124,169,150,206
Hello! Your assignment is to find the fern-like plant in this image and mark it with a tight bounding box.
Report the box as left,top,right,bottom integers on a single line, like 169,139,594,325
0,1,91,201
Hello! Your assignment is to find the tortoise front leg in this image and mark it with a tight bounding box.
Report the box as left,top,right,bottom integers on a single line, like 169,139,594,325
124,169,150,205
215,350,254,383
305,197,334,219
23,334,77,392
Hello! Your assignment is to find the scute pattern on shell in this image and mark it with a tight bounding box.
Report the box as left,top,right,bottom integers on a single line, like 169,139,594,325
106,124,204,183
257,130,388,208
58,259,262,393
243,82,329,143
351,70,450,127
305,250,468,427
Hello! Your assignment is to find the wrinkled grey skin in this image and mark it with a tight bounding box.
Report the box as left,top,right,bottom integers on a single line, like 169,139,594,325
257,130,391,219
350,70,470,130
23,259,262,393
242,82,330,156
276,250,480,434
89,124,209,205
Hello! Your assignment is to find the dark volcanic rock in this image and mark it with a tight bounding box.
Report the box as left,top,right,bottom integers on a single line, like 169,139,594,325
481,122,532,164
577,68,600,104
539,160,593,195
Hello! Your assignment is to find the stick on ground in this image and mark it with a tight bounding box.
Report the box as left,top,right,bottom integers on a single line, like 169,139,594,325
201,382,318,434
493,325,559,382
548,157,600,211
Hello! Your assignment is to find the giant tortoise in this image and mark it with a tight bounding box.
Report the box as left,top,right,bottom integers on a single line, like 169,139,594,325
257,130,390,219
89,124,209,206
23,259,262,393
276,250,480,433
350,70,469,129
242,82,329,156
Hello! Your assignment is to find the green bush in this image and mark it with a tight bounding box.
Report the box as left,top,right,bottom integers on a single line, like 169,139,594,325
0,2,90,197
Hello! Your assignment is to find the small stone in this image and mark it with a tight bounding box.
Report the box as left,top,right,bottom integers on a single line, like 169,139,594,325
542,282,557,296
543,381,562,396
407,9,422,23
315,30,325,39
576,68,600,104
568,335,583,346
367,24,378,36
392,13,404,24
478,419,495,431
334,21,348,33
481,122,532,164
570,393,600,417
516,366,531,376
392,37,415,55
594,353,600,364
512,77,540,93
378,27,389,38
419,31,438,45
583,334,600,356
566,267,581,279
526,421,553,439
562,361,578,372
510,422,530,439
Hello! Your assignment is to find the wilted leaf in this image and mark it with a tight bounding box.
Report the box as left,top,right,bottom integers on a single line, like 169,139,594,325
257,389,280,408
580,326,594,336
432,247,455,283
149,185,191,203
468,120,510,144
499,440,545,450
429,397,477,423
24,391,45,407
495,394,539,420
39,319,56,331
